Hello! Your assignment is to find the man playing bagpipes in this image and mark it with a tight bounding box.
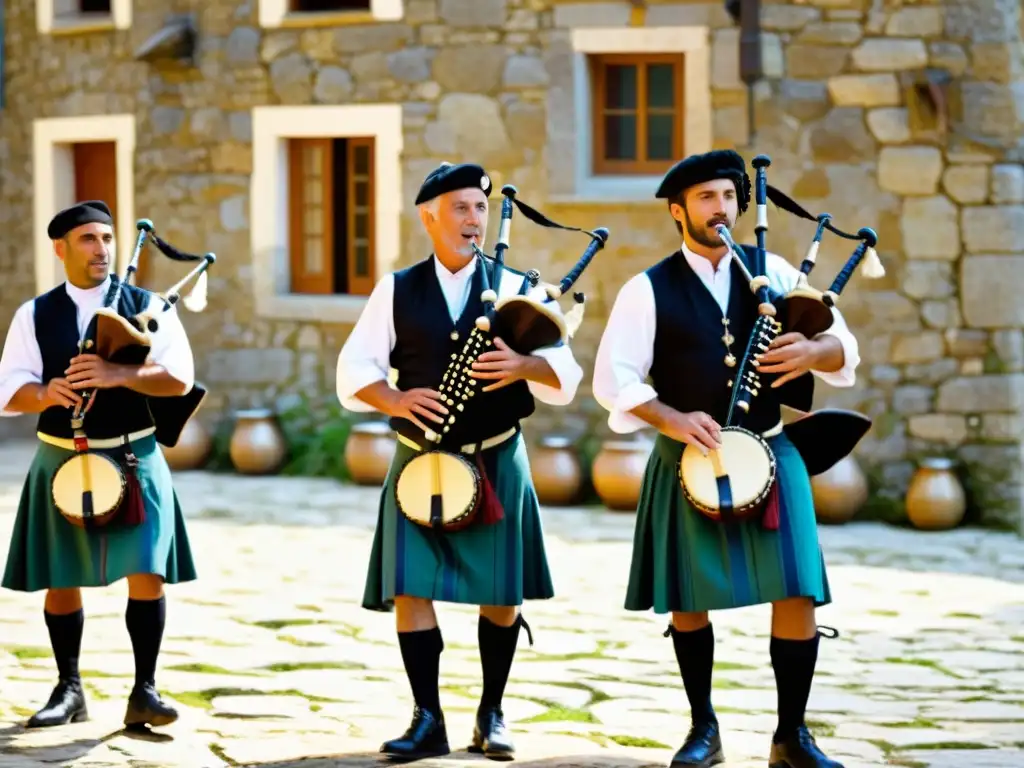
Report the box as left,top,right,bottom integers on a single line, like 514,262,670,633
0,200,211,731
592,150,876,768
335,162,596,760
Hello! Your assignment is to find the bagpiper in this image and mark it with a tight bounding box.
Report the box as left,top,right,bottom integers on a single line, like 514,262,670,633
0,201,199,731
335,163,584,760
592,151,861,768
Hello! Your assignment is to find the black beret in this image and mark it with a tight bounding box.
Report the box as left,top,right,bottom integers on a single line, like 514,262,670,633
414,162,492,205
655,150,751,212
47,200,113,239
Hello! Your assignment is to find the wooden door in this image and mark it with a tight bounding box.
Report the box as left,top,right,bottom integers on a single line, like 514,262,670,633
71,141,144,286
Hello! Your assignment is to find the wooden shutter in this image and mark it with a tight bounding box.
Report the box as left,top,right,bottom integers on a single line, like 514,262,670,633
346,137,375,296
288,138,335,294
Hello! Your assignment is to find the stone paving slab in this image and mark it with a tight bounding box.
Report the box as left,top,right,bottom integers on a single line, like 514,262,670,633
0,441,1022,767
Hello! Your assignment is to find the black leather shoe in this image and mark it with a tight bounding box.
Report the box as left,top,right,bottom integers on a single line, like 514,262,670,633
670,719,724,767
769,725,844,768
469,705,515,760
380,706,450,760
123,683,179,728
27,679,88,728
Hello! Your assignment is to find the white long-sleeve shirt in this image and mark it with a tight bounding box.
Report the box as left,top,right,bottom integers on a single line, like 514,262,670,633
0,277,196,416
593,243,861,434
336,255,584,415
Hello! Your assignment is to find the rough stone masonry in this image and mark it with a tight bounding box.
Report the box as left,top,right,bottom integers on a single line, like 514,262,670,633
0,0,1022,530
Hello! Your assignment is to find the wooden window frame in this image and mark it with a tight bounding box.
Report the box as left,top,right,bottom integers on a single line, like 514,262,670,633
590,53,685,176
287,138,333,295
346,137,376,296
286,136,377,297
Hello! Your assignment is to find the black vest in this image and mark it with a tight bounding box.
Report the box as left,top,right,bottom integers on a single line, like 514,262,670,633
389,256,536,448
647,247,784,434
34,278,155,439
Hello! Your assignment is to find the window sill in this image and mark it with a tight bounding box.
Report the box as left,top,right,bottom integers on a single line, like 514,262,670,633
256,293,368,324
278,10,375,28
49,15,116,35
549,175,666,205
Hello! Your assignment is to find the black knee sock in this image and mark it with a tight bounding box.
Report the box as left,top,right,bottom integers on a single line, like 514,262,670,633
770,633,819,742
478,615,522,711
125,597,166,689
670,623,716,725
398,627,444,717
44,609,83,684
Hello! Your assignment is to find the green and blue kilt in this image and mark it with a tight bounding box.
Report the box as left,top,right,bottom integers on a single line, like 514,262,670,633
2,434,198,592
362,432,555,611
625,432,830,614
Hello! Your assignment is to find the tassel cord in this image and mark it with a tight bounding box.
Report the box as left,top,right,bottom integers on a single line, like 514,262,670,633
474,449,505,525
117,439,146,527
761,481,780,531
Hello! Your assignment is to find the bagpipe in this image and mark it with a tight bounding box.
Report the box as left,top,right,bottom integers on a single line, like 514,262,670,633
51,218,216,530
677,154,876,527
395,184,610,533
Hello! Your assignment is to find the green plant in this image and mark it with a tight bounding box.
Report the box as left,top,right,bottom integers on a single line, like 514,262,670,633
575,431,604,505
203,417,237,472
276,395,353,482
856,462,909,526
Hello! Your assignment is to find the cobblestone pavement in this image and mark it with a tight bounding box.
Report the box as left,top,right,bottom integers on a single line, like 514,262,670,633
0,441,1022,767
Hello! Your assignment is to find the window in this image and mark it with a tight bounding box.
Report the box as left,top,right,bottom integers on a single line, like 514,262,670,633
287,137,375,296
590,54,684,176
250,104,402,323
32,115,137,294
38,0,130,34
290,0,370,10
75,0,112,13
545,27,709,202
259,0,401,28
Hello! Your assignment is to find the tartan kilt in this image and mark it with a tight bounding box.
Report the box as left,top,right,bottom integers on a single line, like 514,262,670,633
625,431,831,614
2,433,198,592
362,430,555,611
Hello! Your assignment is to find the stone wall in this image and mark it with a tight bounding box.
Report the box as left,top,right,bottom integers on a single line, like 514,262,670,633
1,0,1023,530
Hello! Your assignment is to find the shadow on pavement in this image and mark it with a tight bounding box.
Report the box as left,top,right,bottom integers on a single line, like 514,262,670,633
0,722,129,763
244,753,666,768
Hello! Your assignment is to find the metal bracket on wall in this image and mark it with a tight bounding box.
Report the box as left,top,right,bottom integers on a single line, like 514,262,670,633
134,13,197,67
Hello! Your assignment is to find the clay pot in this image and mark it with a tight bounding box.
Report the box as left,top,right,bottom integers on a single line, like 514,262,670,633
344,421,396,485
905,457,966,530
161,418,213,471
592,439,651,512
811,455,868,525
530,435,583,506
229,409,288,475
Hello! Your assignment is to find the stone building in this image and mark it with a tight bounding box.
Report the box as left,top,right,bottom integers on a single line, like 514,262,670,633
0,0,1022,530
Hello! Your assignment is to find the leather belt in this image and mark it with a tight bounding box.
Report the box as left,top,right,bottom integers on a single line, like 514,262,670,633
37,426,156,450
398,426,518,455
